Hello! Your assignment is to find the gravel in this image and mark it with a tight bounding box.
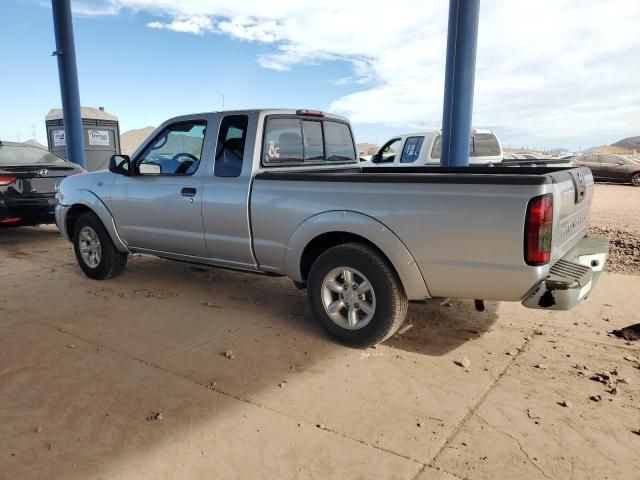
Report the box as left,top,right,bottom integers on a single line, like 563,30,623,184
589,184,640,275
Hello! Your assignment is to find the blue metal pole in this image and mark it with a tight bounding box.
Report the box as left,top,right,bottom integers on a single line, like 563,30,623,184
440,0,480,167
51,0,85,167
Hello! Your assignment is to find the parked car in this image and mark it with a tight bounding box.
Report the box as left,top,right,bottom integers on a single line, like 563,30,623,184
56,109,607,347
365,129,503,167
0,141,83,227
572,153,640,186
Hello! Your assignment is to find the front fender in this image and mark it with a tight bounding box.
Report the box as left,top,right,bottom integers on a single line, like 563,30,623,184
284,211,430,300
57,190,128,253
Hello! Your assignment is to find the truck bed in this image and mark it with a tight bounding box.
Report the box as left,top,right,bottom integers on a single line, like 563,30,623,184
251,165,593,301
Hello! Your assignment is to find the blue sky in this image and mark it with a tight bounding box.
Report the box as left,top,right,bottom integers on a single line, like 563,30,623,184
1,0,639,151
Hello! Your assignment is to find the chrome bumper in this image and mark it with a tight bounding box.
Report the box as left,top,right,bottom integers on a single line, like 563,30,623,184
522,235,609,310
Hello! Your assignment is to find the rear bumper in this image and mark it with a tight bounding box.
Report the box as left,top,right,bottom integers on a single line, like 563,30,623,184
522,235,608,310
0,197,57,226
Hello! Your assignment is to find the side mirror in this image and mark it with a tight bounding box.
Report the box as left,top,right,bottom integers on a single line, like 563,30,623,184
109,154,131,175
371,152,381,163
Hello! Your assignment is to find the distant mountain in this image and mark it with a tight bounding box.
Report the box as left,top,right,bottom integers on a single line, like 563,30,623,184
546,148,569,154
585,145,632,154
612,136,640,151
357,143,379,156
120,127,156,155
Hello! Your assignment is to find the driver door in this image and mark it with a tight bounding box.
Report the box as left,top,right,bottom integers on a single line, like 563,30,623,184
371,138,401,166
109,120,209,257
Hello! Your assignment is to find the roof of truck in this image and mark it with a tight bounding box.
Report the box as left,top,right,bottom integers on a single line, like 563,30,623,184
169,109,349,121
391,128,496,138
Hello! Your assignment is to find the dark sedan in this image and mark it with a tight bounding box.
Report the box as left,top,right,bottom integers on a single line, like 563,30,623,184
0,141,84,227
573,153,640,186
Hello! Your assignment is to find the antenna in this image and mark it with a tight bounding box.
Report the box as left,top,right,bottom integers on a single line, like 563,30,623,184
222,94,225,110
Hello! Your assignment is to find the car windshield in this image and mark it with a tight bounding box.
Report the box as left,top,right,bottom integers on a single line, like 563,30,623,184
0,145,66,165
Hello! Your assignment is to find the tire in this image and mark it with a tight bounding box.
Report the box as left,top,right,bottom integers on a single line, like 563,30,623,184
631,172,640,187
307,242,408,348
72,212,128,280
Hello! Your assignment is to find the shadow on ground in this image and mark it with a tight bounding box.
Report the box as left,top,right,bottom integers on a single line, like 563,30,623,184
1,227,507,479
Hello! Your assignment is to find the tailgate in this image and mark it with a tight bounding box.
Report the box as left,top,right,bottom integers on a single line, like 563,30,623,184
547,167,593,263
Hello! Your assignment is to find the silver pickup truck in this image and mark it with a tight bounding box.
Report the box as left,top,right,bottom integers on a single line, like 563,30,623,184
56,109,608,347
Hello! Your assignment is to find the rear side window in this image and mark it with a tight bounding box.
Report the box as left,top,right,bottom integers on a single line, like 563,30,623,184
262,117,356,166
431,134,499,159
215,115,248,177
472,133,501,157
400,136,424,163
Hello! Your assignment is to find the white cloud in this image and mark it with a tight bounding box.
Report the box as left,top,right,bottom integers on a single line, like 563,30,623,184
75,0,640,146
146,16,213,34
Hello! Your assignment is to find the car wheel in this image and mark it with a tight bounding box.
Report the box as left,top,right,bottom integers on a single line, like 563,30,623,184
73,212,128,280
632,172,640,187
307,242,408,348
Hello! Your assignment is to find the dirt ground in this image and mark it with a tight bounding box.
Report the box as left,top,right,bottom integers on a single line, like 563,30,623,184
589,183,640,274
1,184,639,480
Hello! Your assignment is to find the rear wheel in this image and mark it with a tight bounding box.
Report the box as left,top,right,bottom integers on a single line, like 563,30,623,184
631,172,640,187
307,243,408,348
73,212,128,280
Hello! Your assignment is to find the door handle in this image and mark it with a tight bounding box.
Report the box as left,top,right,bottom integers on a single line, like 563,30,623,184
181,187,197,197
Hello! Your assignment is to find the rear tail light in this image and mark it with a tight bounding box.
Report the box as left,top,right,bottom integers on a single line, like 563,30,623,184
525,194,553,266
0,216,22,224
0,176,17,186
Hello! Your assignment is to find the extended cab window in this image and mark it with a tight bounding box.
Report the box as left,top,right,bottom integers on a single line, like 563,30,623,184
400,136,424,163
215,115,248,177
262,117,356,166
137,122,206,175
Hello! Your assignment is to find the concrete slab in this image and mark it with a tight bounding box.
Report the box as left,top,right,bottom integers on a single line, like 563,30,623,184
157,305,530,463
1,227,639,479
433,334,640,480
0,323,421,480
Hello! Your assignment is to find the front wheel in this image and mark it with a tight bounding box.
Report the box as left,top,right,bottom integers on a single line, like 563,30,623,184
631,172,640,187
73,212,128,280
307,243,408,348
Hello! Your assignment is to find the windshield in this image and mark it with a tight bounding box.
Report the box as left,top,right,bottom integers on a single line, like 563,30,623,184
0,145,66,165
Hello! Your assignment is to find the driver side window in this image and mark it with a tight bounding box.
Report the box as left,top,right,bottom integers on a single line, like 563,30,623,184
375,138,401,163
137,121,206,175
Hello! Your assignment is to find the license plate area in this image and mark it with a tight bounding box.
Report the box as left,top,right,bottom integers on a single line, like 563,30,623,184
30,178,60,194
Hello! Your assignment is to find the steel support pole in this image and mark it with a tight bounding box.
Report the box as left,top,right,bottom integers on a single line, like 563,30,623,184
440,0,480,167
51,0,85,167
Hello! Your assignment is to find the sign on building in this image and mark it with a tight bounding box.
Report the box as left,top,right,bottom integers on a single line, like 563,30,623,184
53,129,66,147
88,129,110,146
